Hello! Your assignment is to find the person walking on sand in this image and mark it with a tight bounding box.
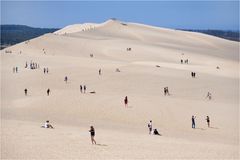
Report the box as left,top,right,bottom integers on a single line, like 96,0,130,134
64,76,68,83
16,67,18,73
124,96,128,107
24,88,28,96
206,92,212,100
164,87,167,96
13,67,15,73
46,68,49,74
99,69,101,75
80,85,83,93
206,116,210,127
89,126,96,145
47,88,50,96
83,85,86,93
148,120,153,134
192,115,196,129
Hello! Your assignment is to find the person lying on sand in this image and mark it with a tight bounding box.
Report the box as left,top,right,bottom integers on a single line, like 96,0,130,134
41,120,54,129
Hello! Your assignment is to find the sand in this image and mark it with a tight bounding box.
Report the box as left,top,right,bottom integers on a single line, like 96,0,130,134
1,19,239,159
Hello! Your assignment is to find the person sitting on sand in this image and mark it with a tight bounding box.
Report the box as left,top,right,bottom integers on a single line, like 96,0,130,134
153,129,161,136
42,120,54,129
89,126,96,145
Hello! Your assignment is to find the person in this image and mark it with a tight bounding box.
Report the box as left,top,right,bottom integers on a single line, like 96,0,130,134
83,85,86,93
24,88,28,96
46,68,49,74
47,88,50,96
42,120,54,129
164,87,170,96
89,126,96,144
116,68,120,72
99,69,101,75
164,87,167,96
16,67,18,73
153,129,161,136
124,96,128,107
181,59,183,64
206,116,210,127
25,62,28,68
13,67,15,73
64,76,68,83
192,115,196,129
44,68,46,74
80,85,82,93
148,120,153,134
191,72,193,78
206,92,212,100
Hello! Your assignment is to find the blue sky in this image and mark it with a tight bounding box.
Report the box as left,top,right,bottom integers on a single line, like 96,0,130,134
1,1,239,30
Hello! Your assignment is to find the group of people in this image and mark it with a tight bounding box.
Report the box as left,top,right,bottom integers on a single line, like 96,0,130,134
24,88,51,96
192,115,211,129
181,59,189,64
13,67,18,73
191,72,196,78
41,120,97,145
147,120,161,135
43,68,49,74
26,61,40,70
126,48,132,51
80,85,87,93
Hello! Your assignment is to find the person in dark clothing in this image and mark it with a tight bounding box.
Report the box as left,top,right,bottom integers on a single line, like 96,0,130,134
64,76,68,83
153,129,161,136
89,126,96,145
80,85,83,93
83,85,86,93
192,115,196,129
124,96,128,107
206,116,210,127
99,69,101,75
47,88,50,96
164,87,167,96
24,88,28,96
181,59,183,64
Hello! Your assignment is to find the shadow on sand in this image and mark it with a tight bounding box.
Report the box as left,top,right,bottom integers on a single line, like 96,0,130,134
209,126,219,129
195,128,206,130
96,143,108,147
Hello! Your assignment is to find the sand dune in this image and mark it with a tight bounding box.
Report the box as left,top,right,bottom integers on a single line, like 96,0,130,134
1,19,239,159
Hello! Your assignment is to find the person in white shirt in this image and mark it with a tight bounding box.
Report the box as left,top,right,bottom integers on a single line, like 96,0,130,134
148,120,153,134
42,120,54,129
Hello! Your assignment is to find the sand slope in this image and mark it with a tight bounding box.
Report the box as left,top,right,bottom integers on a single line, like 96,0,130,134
1,19,239,159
